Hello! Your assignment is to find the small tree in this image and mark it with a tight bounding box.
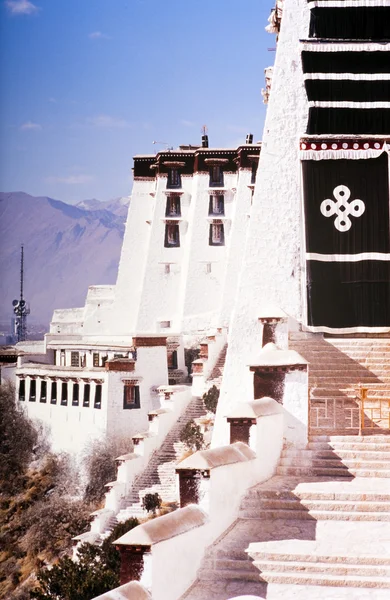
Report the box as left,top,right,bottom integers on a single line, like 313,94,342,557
31,518,139,600
142,492,162,515
180,420,204,451
202,385,220,414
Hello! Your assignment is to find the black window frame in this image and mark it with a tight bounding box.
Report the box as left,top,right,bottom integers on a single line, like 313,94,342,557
40,380,47,403
168,350,178,370
164,222,180,248
83,383,90,407
123,384,140,409
71,351,80,367
208,195,224,216
251,162,257,184
94,384,102,409
209,222,225,246
29,379,36,402
167,168,181,189
209,165,224,187
165,195,181,217
72,382,79,406
61,382,68,406
93,353,100,367
19,379,25,401
51,381,57,404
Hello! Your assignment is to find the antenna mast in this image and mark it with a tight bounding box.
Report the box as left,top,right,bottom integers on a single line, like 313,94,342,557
12,244,30,342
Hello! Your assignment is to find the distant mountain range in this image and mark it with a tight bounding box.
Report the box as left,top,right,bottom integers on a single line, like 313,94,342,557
0,192,130,327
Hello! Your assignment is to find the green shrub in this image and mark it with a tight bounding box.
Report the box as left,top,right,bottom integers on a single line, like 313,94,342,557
202,385,220,414
142,493,162,515
180,420,204,451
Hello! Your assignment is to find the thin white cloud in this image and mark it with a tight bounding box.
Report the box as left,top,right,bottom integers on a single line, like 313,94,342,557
180,119,197,128
87,114,132,129
45,174,94,185
20,121,42,131
5,0,39,15
88,31,110,40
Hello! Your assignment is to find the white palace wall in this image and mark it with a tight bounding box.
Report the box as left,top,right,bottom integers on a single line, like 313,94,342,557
212,0,310,447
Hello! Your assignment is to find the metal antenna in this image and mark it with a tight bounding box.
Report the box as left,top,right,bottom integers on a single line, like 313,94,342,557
12,244,30,342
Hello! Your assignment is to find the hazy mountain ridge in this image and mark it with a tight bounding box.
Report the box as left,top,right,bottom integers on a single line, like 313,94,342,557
0,192,130,327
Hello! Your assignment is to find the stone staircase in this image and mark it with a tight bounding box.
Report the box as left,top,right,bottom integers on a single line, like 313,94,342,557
117,396,207,519
289,336,390,434
181,433,390,598
206,343,228,388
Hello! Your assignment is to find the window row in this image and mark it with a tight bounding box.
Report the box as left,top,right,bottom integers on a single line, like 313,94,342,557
18,378,102,409
57,350,108,368
165,194,225,218
164,222,225,247
166,166,225,190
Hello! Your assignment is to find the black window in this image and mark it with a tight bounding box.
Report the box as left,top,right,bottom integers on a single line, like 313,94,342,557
19,379,25,401
209,222,225,246
61,382,68,406
83,384,90,407
93,353,100,367
40,380,47,403
72,383,79,406
209,165,223,187
123,384,140,409
102,355,108,367
251,162,257,184
71,351,80,367
29,379,36,402
167,350,178,370
209,195,224,216
164,222,180,247
94,384,102,409
167,168,181,189
51,381,57,404
166,196,181,217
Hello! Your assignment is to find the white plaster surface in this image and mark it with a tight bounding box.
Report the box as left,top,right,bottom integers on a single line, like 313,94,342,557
213,0,310,448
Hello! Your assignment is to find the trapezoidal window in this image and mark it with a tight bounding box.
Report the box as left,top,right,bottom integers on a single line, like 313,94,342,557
19,379,25,401
251,162,258,184
167,350,178,370
40,380,47,403
29,379,36,402
51,381,57,404
209,222,225,246
123,384,140,409
167,168,181,189
165,222,180,247
166,195,181,217
93,353,100,367
208,195,224,216
209,165,224,187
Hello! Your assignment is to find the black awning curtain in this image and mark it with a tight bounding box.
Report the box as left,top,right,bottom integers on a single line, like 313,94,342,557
307,107,390,134
305,80,390,103
302,51,390,74
302,154,390,329
309,7,390,40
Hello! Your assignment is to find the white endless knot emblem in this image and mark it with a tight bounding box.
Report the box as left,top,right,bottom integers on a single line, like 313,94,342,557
320,185,365,232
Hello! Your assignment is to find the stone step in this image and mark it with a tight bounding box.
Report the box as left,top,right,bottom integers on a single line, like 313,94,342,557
282,450,390,460
240,508,390,521
309,435,390,442
198,568,260,582
257,571,390,588
307,442,390,451
254,560,390,577
240,498,390,513
280,457,390,469
276,466,390,477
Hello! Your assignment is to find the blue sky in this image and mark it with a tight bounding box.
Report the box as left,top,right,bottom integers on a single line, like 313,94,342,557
0,0,275,204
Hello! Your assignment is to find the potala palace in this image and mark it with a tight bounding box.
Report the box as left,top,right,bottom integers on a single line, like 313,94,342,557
14,0,390,598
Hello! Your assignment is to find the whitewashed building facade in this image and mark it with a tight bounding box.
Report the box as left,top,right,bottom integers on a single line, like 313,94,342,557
15,139,260,453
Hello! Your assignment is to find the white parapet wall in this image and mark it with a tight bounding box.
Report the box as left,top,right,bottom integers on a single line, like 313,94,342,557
112,404,284,600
